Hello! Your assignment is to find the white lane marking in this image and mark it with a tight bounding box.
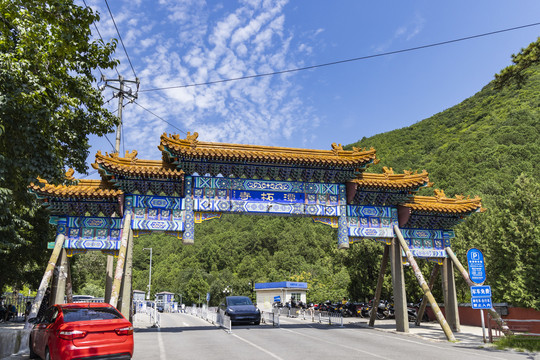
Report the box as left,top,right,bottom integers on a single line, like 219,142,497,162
157,327,166,360
280,327,390,359
343,327,511,360
232,333,285,360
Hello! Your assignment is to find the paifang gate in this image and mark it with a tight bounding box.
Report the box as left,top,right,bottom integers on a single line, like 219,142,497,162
29,132,483,338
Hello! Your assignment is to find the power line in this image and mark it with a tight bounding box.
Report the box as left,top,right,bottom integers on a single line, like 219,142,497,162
139,21,540,93
133,101,187,134
103,134,115,152
78,170,99,179
82,0,120,78
104,0,138,79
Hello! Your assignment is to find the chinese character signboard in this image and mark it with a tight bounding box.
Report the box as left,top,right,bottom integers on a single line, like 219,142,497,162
467,248,486,285
471,285,492,309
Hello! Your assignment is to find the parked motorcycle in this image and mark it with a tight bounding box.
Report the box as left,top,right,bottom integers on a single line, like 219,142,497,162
368,299,391,320
407,301,429,322
357,302,370,318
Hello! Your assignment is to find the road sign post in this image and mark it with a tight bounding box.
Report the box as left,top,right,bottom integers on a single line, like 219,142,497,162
466,248,486,285
467,249,489,343
471,285,492,343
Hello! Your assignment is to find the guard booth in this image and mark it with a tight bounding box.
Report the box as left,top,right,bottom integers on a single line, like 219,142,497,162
156,291,177,312
133,290,146,313
255,281,308,312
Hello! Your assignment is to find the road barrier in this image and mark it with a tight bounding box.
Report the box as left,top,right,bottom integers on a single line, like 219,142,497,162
273,306,304,318
186,305,232,333
133,300,160,328
262,311,279,327
317,311,344,327
488,314,540,342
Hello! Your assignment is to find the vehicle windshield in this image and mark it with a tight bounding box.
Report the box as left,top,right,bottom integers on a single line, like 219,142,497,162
62,307,123,322
228,297,253,306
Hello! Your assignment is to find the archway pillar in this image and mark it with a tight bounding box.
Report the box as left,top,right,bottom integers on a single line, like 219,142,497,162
118,228,134,320
442,257,460,332
51,248,68,305
390,237,409,332
183,175,194,244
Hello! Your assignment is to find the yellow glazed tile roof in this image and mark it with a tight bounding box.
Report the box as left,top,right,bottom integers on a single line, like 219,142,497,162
159,132,377,168
351,167,431,189
92,150,184,179
29,178,123,199
404,189,484,214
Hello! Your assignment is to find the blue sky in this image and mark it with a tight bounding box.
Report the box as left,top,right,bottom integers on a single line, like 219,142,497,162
81,0,540,176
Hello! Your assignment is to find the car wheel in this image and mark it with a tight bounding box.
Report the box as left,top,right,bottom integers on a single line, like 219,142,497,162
254,320,260,325
28,336,37,359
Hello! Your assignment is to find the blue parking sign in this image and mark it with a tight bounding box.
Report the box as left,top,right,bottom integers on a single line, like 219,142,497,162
467,248,486,285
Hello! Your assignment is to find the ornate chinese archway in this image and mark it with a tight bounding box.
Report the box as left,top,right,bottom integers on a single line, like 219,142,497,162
29,132,483,337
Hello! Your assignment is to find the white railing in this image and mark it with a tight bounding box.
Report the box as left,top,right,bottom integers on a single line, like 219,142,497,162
317,311,344,327
186,306,231,333
133,300,160,328
262,311,279,327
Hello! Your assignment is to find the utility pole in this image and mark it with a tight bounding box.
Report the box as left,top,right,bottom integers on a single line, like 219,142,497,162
115,75,124,152
100,74,139,304
98,74,140,154
143,248,153,300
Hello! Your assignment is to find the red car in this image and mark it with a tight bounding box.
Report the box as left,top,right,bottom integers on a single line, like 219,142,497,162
29,302,133,360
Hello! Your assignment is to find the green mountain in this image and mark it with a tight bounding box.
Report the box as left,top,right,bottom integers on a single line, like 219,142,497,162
349,53,540,309
349,68,540,199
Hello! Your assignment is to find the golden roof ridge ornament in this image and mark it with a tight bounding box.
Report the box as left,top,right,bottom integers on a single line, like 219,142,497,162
382,166,394,179
434,189,447,200
186,131,199,149
103,151,120,159
331,142,343,155
65,168,75,181
125,150,138,164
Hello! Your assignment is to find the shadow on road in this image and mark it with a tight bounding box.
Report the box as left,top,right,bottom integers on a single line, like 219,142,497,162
135,321,378,333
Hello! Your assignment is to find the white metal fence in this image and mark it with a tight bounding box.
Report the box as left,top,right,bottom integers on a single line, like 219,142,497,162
270,307,343,326
261,311,279,327
316,311,344,327
185,305,232,333
133,300,160,328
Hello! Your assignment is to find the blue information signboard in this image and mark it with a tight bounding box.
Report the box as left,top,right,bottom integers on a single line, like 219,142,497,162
274,296,281,303
471,285,492,309
467,248,486,285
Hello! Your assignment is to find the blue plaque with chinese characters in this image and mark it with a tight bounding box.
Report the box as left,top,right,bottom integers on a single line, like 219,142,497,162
230,189,305,203
471,285,492,309
467,248,486,285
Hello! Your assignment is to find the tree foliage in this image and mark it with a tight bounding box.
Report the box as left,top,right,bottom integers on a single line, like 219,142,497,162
126,215,354,306
0,0,118,290
349,40,540,309
494,37,540,89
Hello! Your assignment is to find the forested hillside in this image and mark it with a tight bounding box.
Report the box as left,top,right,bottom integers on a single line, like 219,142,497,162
349,51,540,310
74,40,540,310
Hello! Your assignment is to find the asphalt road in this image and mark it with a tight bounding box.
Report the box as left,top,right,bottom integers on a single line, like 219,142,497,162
132,313,535,360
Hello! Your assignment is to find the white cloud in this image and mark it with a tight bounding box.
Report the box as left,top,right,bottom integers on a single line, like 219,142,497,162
374,12,425,53
87,0,321,161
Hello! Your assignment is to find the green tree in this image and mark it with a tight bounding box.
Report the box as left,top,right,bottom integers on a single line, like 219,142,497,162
455,174,540,309
0,0,118,291
494,37,540,89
